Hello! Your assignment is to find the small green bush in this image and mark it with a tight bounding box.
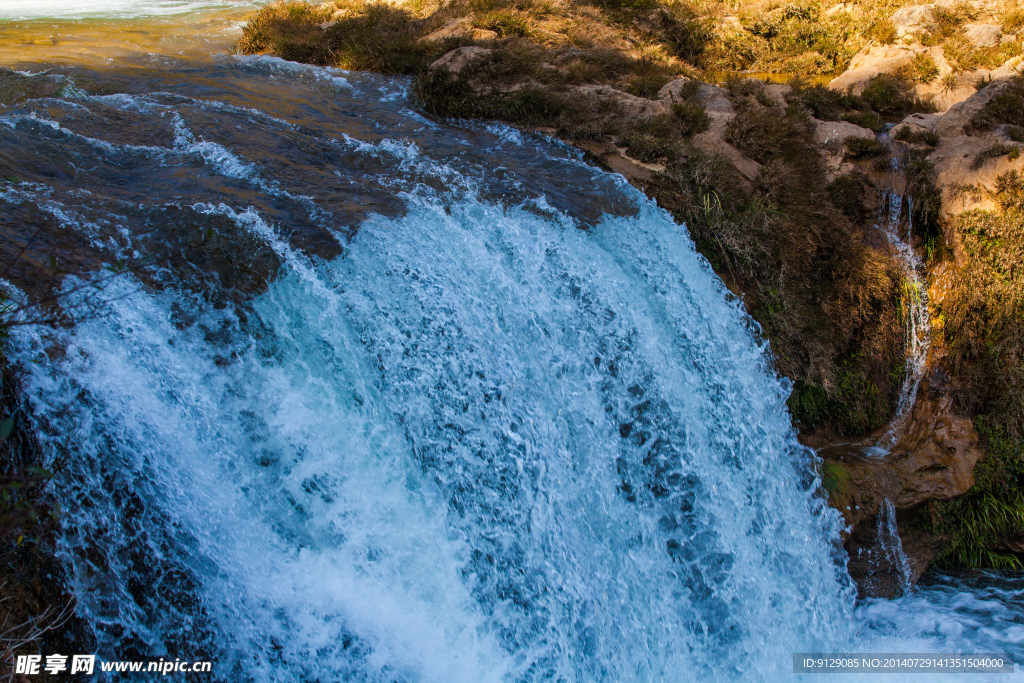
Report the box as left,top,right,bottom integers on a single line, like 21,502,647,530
944,170,1024,434
970,75,1024,132
860,73,935,119
1004,8,1024,33
671,101,711,135
867,17,898,44
843,136,886,160
971,143,1022,170
932,418,1024,569
894,126,940,146
909,52,940,84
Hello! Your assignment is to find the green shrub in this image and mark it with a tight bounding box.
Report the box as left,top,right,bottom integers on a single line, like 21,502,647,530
971,143,1022,170
909,52,940,84
1004,8,1024,33
621,114,683,161
238,1,431,72
860,73,935,119
843,136,886,160
827,174,866,222
671,101,711,135
868,17,898,44
970,75,1024,132
657,2,715,65
944,170,1024,434
932,418,1024,568
894,126,940,146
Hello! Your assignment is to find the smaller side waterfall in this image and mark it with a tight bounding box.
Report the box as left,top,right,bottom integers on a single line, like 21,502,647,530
876,138,931,450
875,499,914,596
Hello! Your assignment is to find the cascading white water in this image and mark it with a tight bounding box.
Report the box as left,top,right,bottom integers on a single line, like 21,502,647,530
3,54,1022,682
875,499,914,597
875,143,931,450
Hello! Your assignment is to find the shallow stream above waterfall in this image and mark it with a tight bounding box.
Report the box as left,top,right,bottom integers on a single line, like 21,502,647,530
1,6,1023,681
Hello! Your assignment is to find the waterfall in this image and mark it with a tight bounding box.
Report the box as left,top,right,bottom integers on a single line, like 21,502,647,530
875,499,914,597
3,59,856,681
3,52,1022,682
875,138,931,451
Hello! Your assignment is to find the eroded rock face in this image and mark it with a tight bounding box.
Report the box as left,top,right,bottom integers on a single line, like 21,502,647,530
821,385,985,596
903,78,1024,259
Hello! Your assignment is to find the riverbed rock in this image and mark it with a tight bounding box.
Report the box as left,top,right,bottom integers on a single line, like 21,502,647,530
891,5,938,39
428,46,492,75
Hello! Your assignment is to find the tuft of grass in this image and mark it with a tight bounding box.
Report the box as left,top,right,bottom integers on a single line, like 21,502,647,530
932,418,1024,569
844,136,886,160
1004,8,1024,33
894,126,940,146
905,52,940,85
971,143,1022,170
867,17,898,44
479,9,531,37
970,75,1024,133
620,114,684,161
860,73,936,119
671,100,710,135
944,169,1024,434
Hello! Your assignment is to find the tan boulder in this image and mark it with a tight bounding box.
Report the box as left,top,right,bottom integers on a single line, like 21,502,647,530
422,17,475,42
656,77,696,103
933,76,1021,137
963,23,1003,47
763,83,793,108
691,132,762,192
659,80,735,134
828,45,918,95
891,5,938,38
470,28,498,41
576,84,667,119
428,46,492,75
812,118,875,147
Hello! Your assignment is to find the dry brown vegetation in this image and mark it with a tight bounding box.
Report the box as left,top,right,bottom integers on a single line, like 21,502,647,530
237,0,929,438
237,1,1024,567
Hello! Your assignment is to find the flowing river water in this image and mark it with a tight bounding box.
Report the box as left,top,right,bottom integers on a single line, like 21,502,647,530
1,4,1022,681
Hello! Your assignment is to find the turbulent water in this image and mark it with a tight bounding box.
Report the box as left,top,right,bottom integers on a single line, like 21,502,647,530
1,39,1022,682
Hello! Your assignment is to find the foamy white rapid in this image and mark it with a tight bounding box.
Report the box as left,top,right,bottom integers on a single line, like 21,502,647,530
2,58,1021,682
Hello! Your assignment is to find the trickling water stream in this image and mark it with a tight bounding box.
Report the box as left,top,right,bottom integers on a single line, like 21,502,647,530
1,11,1022,681
875,137,932,451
